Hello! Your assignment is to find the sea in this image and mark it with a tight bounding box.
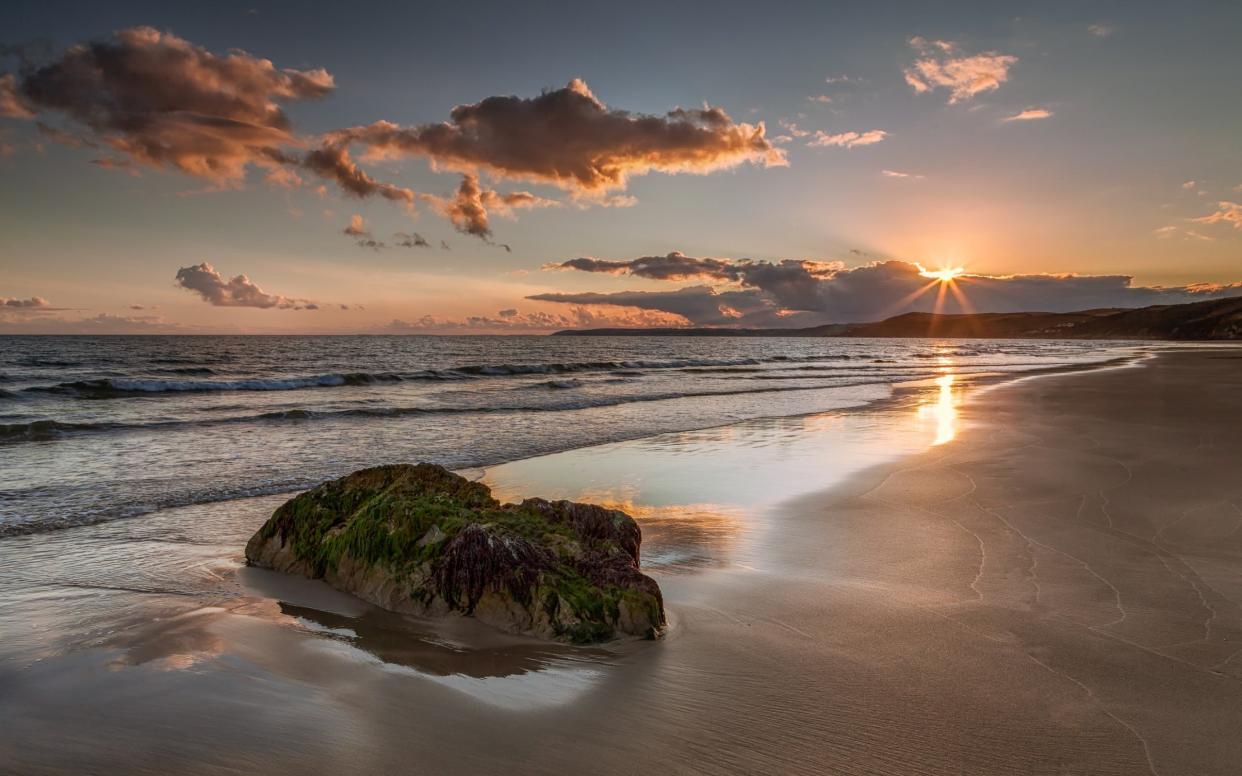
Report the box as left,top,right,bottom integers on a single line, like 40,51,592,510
0,335,1143,535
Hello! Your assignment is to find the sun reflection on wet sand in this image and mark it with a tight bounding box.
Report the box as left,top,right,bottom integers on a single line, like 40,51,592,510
916,373,959,445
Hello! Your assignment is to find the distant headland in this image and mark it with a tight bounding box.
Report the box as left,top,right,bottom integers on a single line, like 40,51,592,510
553,296,1242,340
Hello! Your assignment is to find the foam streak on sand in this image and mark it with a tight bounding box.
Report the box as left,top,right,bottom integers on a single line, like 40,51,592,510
1,349,1242,774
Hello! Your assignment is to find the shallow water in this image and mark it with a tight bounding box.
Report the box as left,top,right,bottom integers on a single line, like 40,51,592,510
0,334,1138,534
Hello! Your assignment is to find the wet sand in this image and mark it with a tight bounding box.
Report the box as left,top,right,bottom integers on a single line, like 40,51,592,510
3,348,1241,775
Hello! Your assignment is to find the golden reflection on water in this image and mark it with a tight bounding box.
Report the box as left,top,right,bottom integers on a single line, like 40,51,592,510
916,373,959,446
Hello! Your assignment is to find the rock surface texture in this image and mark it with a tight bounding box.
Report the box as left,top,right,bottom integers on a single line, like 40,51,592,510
245,463,665,643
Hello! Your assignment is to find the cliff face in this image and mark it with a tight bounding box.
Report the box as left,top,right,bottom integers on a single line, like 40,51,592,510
245,464,665,644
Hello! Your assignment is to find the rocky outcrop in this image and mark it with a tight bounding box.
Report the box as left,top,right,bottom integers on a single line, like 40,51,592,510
245,463,665,643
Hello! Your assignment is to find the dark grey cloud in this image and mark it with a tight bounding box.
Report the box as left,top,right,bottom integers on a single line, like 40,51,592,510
540,254,1242,325
395,231,430,248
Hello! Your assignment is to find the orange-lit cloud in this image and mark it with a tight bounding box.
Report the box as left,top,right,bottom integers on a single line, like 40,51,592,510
1003,108,1053,122
1192,201,1242,230
2,296,51,309
312,79,784,195
384,305,689,332
882,169,924,179
904,37,1018,104
175,263,320,309
427,173,558,240
808,129,887,148
3,27,333,182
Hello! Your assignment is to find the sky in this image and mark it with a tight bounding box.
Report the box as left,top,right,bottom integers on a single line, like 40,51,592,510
1,0,1240,333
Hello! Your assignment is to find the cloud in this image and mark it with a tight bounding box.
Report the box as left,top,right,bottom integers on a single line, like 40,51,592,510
540,252,1242,325
395,231,430,248
904,37,1017,104
882,169,924,179
299,143,416,204
310,79,784,197
1154,225,1214,241
1192,201,1242,230
342,213,386,250
2,296,51,308
3,27,333,183
807,95,832,104
175,262,319,309
428,173,558,240
0,312,188,334
807,129,887,148
1003,108,1052,122
383,305,689,333
1088,24,1114,38
0,74,34,118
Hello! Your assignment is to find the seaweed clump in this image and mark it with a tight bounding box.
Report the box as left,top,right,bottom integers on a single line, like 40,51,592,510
245,463,665,643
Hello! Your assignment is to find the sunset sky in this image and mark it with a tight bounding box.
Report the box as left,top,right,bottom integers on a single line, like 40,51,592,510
2,0,1240,333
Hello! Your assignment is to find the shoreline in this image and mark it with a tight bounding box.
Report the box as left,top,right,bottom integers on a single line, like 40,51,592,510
3,347,1241,774
0,347,1150,539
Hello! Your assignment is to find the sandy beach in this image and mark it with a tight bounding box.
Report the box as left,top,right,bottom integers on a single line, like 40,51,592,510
3,348,1242,775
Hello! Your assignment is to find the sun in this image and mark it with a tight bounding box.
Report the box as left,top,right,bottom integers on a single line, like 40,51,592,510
918,265,966,283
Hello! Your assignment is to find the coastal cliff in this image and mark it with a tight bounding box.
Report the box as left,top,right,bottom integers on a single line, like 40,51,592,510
245,463,665,643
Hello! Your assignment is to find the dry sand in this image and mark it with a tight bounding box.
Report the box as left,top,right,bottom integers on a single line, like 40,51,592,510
2,348,1241,775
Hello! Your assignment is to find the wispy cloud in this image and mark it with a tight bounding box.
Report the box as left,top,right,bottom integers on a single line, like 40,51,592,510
383,305,688,333
1154,225,1214,241
904,37,1017,104
808,129,887,148
806,95,832,104
1002,107,1053,122
394,231,430,248
1191,201,1242,230
882,169,924,179
1088,24,1114,38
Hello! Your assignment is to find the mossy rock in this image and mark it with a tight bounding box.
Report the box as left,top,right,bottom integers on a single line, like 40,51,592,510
245,463,665,643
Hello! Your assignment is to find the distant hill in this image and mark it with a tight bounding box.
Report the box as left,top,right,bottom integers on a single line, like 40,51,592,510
554,296,1242,340
550,324,850,337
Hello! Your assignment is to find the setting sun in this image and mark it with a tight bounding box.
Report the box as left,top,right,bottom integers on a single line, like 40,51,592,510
918,265,966,283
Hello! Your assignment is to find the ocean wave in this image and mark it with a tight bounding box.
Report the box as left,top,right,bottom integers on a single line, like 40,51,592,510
27,373,388,397
152,367,218,376
1,379,899,445
0,419,114,442
18,356,846,397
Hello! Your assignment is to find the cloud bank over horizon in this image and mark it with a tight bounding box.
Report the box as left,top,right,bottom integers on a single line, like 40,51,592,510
536,253,1242,327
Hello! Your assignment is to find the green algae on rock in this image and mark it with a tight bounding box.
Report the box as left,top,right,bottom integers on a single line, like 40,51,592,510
244,463,665,643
